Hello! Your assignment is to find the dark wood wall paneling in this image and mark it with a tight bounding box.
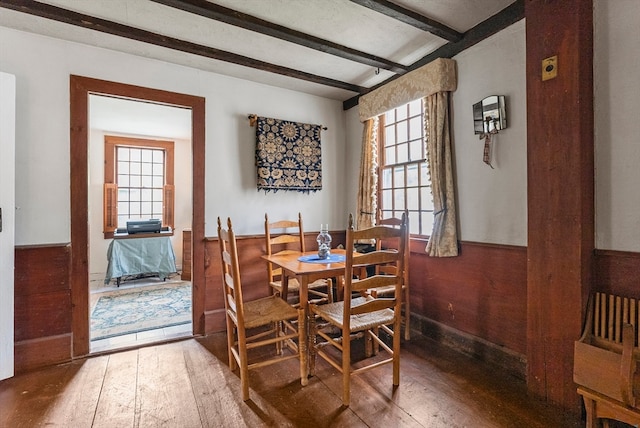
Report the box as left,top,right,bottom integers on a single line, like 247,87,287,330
12,234,640,404
525,0,594,411
14,244,71,374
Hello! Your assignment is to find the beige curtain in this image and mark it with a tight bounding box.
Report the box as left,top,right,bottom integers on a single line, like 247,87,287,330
425,92,459,256
356,118,378,232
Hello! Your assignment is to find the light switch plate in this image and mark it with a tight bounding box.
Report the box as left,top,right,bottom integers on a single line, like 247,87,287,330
542,55,558,81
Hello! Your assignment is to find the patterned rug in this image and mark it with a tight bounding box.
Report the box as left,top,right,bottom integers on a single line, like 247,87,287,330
90,282,191,341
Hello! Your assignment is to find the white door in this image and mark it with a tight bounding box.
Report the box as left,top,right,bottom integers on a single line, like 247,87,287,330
0,71,16,380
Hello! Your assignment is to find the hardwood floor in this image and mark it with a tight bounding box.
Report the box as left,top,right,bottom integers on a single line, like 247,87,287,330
0,332,583,427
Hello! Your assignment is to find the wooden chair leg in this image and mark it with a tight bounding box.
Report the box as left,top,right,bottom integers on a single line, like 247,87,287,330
342,326,351,407
238,334,250,401
404,287,411,341
309,311,317,377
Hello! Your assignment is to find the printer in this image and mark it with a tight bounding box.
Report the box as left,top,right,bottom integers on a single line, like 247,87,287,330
126,218,162,234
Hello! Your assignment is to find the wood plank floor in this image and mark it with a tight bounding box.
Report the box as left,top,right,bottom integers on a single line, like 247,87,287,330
0,332,583,427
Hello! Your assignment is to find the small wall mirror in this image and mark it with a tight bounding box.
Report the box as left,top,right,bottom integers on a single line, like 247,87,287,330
473,95,506,134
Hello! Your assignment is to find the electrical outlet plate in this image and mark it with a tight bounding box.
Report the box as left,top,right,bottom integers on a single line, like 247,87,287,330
542,55,558,81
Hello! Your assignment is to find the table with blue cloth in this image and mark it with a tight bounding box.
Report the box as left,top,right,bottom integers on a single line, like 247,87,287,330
105,236,177,286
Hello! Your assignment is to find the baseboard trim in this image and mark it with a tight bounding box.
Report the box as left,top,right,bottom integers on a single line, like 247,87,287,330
411,314,526,381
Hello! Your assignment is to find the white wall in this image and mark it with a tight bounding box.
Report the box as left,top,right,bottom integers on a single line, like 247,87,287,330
594,0,640,252
0,27,348,247
344,20,528,247
452,20,528,246
0,71,16,380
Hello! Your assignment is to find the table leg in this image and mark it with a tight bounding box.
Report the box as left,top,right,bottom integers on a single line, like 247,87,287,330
299,275,309,386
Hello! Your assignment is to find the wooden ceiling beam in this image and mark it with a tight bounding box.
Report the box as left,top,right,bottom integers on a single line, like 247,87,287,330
0,0,366,94
343,0,524,110
350,0,463,42
151,0,409,75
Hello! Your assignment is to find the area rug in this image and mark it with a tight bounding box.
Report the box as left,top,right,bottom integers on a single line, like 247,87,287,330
90,282,191,341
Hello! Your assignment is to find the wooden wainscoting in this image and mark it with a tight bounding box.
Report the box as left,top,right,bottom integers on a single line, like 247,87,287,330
409,240,528,379
14,244,71,374
595,249,640,298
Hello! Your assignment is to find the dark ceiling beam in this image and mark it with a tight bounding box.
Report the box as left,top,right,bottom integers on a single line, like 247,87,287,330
151,0,409,75
350,0,463,42
343,0,524,110
0,0,366,94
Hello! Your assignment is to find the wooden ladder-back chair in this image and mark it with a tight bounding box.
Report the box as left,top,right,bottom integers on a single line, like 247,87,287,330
265,213,333,305
217,217,306,401
309,212,407,406
369,209,411,341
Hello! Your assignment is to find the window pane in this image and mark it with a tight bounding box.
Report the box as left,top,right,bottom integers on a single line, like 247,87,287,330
118,188,129,201
153,162,164,176
130,175,141,187
142,175,153,188
152,201,163,214
141,201,152,215
381,189,392,210
118,161,129,174
409,139,423,161
142,162,152,175
384,126,395,146
118,202,129,215
421,186,434,210
393,166,405,187
381,168,392,188
396,105,407,121
153,150,164,163
408,211,420,235
118,147,129,161
129,188,140,202
384,109,394,123
397,120,408,143
152,189,163,200
394,188,404,208
141,150,152,163
118,175,129,187
409,117,422,140
407,187,419,210
130,149,141,161
152,176,163,187
385,146,395,165
421,211,434,236
397,143,408,163
406,163,419,186
130,162,141,175
130,202,140,215
141,189,152,201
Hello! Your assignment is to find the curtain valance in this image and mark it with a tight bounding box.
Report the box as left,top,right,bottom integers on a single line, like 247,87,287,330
358,58,457,122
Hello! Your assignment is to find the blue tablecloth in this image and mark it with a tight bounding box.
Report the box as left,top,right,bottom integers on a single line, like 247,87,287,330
105,236,177,284
298,253,346,263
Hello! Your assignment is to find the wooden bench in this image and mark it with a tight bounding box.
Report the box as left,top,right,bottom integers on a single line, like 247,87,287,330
574,292,640,427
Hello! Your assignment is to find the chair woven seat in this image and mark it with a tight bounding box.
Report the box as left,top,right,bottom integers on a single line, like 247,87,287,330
312,297,395,332
243,295,300,329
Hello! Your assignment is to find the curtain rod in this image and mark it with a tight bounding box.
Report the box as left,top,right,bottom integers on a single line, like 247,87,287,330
247,114,327,130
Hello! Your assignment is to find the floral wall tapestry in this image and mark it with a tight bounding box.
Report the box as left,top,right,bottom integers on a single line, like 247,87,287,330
255,116,322,193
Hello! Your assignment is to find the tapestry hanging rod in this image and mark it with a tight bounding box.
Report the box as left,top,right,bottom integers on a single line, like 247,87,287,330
247,114,327,130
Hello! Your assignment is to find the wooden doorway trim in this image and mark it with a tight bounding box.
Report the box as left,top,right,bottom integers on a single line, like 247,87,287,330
70,76,205,357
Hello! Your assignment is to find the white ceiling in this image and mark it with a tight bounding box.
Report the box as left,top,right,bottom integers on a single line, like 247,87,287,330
0,0,517,101
89,95,193,140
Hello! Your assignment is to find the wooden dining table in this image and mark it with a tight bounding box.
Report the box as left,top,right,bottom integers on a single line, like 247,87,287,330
261,248,350,384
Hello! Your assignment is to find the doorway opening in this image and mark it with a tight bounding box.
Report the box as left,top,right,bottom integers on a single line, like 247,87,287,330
88,94,193,353
70,76,206,358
